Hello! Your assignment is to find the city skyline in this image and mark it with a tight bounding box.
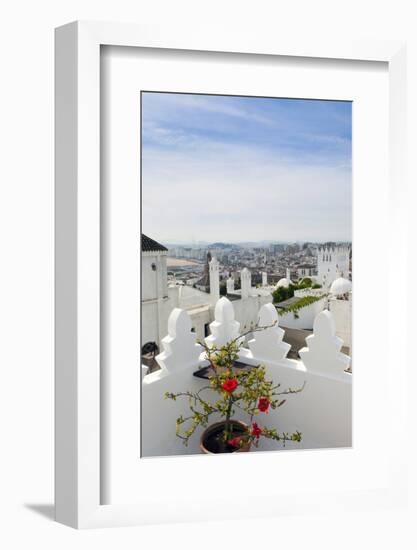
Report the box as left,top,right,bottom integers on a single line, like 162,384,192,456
157,238,352,247
142,92,352,243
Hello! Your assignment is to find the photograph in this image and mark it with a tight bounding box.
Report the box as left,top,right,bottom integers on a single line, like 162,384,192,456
140,91,352,457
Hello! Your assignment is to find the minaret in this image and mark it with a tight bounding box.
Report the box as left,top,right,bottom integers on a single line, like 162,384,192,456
286,268,291,281
241,267,251,299
209,256,220,304
262,271,268,287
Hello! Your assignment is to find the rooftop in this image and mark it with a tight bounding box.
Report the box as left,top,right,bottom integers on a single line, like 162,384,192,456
141,234,168,252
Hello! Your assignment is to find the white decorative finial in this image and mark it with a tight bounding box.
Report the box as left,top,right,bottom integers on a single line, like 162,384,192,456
241,267,251,299
205,297,241,348
209,256,220,304
155,308,201,372
246,303,291,365
299,310,350,374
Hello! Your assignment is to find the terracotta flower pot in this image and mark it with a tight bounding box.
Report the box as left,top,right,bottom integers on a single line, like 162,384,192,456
200,420,251,454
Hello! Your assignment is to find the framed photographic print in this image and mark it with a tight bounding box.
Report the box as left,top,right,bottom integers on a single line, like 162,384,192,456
55,21,407,528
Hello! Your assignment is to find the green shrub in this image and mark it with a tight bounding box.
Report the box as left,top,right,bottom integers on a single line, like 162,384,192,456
272,283,296,303
298,277,312,288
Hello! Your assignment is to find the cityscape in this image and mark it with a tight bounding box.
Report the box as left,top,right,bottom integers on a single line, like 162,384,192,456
141,234,351,364
164,239,348,290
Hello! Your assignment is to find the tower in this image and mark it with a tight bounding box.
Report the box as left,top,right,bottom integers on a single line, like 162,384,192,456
227,275,235,293
317,245,350,289
141,234,169,350
209,256,220,304
241,267,251,299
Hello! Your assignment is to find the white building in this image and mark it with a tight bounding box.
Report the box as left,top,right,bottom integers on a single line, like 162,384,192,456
141,234,171,353
317,245,350,289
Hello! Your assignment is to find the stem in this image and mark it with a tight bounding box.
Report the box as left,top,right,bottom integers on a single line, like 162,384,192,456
224,394,234,441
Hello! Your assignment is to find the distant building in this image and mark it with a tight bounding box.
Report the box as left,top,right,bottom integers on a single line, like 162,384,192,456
195,252,212,292
271,243,285,254
286,243,300,254
317,245,350,289
296,264,316,279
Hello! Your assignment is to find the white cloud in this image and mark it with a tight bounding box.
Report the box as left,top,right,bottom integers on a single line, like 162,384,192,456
142,142,351,243
142,93,273,126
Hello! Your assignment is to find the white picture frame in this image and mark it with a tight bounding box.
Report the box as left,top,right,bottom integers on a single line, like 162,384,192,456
55,21,407,529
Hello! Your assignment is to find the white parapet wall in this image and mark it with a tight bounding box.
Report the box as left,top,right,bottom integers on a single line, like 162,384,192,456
294,288,327,298
240,305,351,452
141,307,210,457
277,295,327,330
141,298,352,457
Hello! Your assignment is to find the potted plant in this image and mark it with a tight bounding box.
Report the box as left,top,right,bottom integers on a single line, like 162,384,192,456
165,330,304,454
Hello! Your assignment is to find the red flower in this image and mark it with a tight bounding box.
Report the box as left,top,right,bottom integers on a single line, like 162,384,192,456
222,378,238,393
228,436,242,447
258,398,270,413
251,422,263,439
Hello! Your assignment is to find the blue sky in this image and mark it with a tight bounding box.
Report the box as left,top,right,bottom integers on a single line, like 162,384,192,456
141,92,352,243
